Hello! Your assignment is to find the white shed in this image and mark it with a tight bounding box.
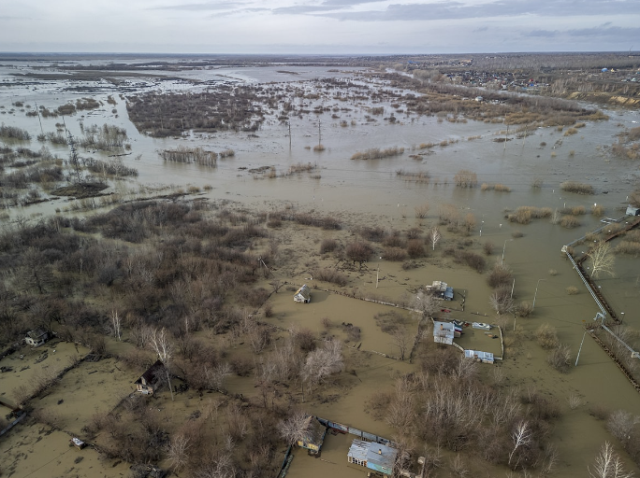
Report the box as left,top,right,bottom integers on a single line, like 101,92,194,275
464,349,494,364
626,205,640,217
294,284,311,303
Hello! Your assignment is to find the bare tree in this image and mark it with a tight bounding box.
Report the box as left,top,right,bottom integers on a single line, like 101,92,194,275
607,410,640,449
509,421,532,467
431,226,441,251
413,291,442,317
490,289,514,315
111,309,122,341
278,409,309,446
589,442,634,478
167,433,191,472
149,327,174,401
588,243,615,278
392,327,412,361
269,279,282,293
301,338,344,386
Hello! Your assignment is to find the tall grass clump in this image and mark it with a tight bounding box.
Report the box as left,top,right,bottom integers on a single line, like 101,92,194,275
160,146,218,167
560,181,594,195
351,146,404,160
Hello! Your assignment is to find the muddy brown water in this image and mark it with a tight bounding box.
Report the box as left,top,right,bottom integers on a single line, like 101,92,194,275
2,60,640,476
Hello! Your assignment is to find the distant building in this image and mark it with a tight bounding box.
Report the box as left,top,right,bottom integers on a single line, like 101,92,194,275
296,415,327,454
347,439,398,477
626,205,640,217
464,349,495,364
134,360,166,395
426,281,454,301
25,329,49,347
294,284,311,303
433,321,457,345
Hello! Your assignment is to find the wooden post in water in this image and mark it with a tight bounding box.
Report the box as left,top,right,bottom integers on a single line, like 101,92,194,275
288,119,292,152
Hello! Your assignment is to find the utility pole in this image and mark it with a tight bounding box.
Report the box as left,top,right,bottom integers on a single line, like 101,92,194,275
376,264,380,289
503,124,509,153
318,119,322,147
288,119,292,152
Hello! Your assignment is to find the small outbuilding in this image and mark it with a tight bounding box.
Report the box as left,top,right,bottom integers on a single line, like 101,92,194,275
464,349,495,364
294,284,311,303
426,281,454,301
296,415,327,454
348,439,398,477
134,360,166,395
25,329,49,347
626,205,640,217
433,321,457,345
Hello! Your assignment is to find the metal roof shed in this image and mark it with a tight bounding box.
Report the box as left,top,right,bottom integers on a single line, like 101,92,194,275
433,321,455,345
347,439,398,477
464,349,494,364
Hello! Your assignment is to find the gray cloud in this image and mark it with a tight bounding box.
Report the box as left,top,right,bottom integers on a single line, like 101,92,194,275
313,0,640,21
321,0,386,5
154,2,245,11
523,25,640,41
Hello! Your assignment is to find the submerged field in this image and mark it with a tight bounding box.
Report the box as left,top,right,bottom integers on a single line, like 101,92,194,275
1,54,640,478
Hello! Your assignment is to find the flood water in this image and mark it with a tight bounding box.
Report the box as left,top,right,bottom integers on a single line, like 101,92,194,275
2,58,640,477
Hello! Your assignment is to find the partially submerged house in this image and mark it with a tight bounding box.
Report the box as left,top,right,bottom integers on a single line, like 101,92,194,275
626,205,640,217
25,329,49,347
464,349,495,364
296,415,327,455
134,360,166,395
426,281,454,301
433,321,460,345
294,284,311,303
347,439,398,477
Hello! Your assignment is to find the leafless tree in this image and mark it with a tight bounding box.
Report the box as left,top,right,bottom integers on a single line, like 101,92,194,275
269,279,282,293
413,291,442,317
167,433,191,472
149,327,174,401
589,441,634,478
301,338,343,386
431,226,441,251
490,288,514,315
607,410,640,449
111,309,121,341
205,363,232,390
278,409,309,445
509,421,532,467
588,243,615,278
392,327,412,361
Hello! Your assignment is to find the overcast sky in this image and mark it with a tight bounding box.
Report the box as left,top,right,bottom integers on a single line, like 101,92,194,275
0,0,639,54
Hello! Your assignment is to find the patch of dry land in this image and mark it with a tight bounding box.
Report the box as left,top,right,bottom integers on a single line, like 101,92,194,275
1,54,640,478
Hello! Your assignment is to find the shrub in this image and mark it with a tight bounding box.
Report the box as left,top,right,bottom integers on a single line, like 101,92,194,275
320,238,337,253
407,239,425,258
313,268,348,286
483,241,495,255
511,231,524,238
560,181,594,195
536,324,559,349
566,286,579,295
547,344,571,372
346,241,374,266
487,262,513,289
351,147,404,160
415,203,430,219
455,251,486,273
614,241,640,255
560,215,581,228
591,204,605,217
454,169,478,188
384,247,408,261
516,301,533,317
